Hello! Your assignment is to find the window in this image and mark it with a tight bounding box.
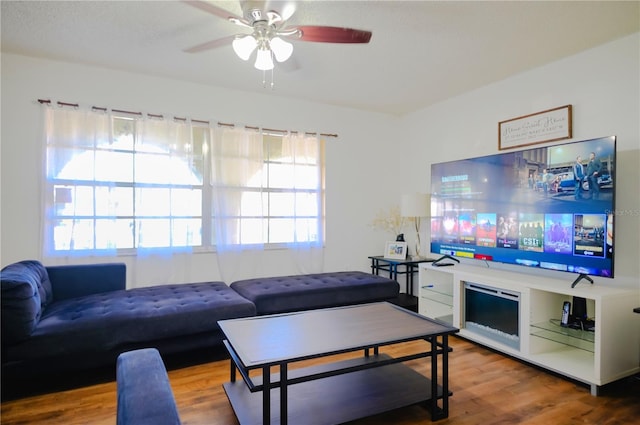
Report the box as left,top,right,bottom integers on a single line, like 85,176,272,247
209,127,325,248
241,134,324,245
43,107,324,255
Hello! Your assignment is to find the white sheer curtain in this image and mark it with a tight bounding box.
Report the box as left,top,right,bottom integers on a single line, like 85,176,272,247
133,116,196,255
41,104,325,280
210,126,265,282
42,105,198,267
42,106,116,258
282,132,325,274
210,127,325,281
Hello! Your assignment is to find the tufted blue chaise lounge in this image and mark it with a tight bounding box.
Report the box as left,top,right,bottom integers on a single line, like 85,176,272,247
230,271,399,315
116,348,181,425
1,260,256,378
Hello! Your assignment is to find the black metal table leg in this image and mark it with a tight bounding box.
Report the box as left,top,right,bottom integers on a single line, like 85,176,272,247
263,365,271,424
430,336,438,419
280,363,288,425
427,335,449,421
442,334,449,417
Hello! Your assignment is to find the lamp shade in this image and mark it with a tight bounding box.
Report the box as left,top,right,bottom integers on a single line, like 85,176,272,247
254,47,274,70
401,193,430,217
270,36,293,62
232,35,257,61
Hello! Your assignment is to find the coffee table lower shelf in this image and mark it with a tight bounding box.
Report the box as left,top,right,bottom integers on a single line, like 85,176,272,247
223,361,446,425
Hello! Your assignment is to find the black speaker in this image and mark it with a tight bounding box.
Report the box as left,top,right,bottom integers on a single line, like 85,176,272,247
572,296,587,321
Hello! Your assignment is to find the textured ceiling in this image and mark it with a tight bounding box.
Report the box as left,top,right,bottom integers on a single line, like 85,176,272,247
2,1,639,116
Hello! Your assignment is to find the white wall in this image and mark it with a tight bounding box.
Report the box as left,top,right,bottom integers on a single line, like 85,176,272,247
2,32,638,291
401,33,640,290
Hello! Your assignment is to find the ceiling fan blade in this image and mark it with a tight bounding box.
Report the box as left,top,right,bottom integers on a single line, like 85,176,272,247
294,26,372,43
182,0,244,22
184,35,236,53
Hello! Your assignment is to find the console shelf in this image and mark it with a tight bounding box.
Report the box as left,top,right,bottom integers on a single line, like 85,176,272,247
418,263,640,395
530,320,594,352
419,271,455,326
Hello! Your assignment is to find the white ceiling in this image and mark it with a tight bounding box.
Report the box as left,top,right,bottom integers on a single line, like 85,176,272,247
2,1,639,116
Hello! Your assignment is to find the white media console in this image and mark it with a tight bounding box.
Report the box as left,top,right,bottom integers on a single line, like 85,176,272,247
418,263,640,395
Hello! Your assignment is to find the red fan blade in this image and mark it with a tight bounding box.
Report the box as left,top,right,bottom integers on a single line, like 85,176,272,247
294,26,372,43
182,0,243,22
184,35,236,53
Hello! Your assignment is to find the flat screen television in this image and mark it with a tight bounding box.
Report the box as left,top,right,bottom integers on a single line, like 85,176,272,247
430,136,615,282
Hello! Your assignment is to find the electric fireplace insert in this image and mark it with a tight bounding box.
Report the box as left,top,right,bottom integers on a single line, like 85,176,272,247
464,282,520,350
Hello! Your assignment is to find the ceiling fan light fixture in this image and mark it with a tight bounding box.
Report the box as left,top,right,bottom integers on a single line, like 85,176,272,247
269,36,293,62
183,0,372,83
254,47,274,70
232,35,257,61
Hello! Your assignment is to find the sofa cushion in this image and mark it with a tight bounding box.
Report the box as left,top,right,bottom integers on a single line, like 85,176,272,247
230,271,400,315
5,281,257,360
1,260,54,343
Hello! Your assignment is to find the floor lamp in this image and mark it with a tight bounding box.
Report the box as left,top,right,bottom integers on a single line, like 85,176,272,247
401,193,430,260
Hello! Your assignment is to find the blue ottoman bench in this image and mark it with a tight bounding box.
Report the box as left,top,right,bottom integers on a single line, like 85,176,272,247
230,271,400,315
117,348,180,425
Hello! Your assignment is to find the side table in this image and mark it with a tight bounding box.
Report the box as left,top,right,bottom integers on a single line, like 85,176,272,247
368,256,435,312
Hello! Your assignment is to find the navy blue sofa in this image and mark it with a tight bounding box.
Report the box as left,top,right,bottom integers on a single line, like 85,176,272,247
1,260,256,379
1,260,399,397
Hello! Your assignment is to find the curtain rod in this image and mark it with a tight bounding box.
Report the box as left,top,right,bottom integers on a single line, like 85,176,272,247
37,99,338,138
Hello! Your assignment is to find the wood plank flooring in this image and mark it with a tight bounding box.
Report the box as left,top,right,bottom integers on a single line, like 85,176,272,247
2,336,639,424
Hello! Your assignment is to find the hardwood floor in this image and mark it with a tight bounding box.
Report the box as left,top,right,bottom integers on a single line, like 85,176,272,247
2,336,639,424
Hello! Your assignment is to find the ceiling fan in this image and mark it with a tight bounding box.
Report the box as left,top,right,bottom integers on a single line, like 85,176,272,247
183,0,372,72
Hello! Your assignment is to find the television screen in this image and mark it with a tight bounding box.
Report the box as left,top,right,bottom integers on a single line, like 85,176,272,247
430,136,615,278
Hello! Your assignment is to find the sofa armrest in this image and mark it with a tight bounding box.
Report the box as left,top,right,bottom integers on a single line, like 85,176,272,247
46,263,126,301
117,348,181,425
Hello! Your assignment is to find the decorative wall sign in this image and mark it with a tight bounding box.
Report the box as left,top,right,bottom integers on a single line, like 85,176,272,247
499,105,572,150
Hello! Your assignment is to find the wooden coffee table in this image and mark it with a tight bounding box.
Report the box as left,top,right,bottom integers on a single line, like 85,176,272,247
219,302,459,425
